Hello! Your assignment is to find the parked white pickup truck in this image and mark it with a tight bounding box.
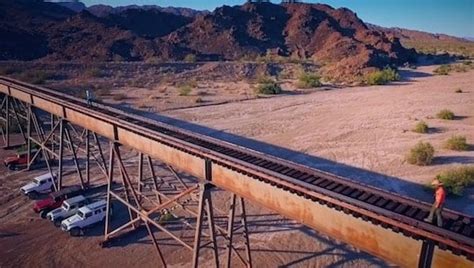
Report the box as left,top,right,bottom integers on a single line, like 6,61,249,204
20,173,56,198
61,200,111,236
47,195,89,227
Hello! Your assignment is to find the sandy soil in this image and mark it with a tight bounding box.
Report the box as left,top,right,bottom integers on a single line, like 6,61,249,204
162,65,474,214
1,64,473,268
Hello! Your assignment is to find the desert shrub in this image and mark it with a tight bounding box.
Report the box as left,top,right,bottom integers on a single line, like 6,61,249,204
444,135,469,151
436,109,455,120
113,54,124,62
452,64,469,73
256,77,282,95
19,70,54,84
85,67,103,78
178,85,192,96
0,66,20,75
195,97,204,103
455,88,463,93
406,141,435,166
413,121,429,133
297,72,321,88
365,67,400,85
112,93,127,101
435,166,474,195
184,54,197,63
187,79,198,88
433,64,451,75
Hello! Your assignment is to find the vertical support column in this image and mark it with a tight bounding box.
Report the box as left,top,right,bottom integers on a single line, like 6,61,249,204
104,141,115,241
418,241,434,268
147,156,161,204
57,119,65,190
225,194,237,268
85,129,90,186
64,123,85,189
26,105,32,170
5,95,9,148
137,152,143,205
192,159,219,268
239,197,252,268
50,114,55,157
225,194,253,268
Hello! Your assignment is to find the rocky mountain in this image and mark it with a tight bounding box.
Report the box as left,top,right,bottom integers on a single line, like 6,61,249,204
160,3,414,76
369,24,474,57
54,1,86,12
87,4,209,18
368,24,471,44
0,0,417,78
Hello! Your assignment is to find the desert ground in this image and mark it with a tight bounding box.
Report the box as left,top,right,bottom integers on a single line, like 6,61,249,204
0,62,473,267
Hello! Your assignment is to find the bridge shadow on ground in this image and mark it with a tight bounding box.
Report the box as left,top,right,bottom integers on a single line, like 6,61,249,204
98,211,389,266
115,104,474,216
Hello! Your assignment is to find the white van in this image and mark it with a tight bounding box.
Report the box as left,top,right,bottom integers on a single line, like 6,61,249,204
47,195,89,226
20,173,56,198
61,200,111,236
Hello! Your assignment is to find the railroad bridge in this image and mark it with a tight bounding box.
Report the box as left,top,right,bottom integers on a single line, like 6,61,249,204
0,76,473,267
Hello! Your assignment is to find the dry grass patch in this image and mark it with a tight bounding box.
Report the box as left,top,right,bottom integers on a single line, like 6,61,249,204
256,77,282,95
406,141,435,166
436,109,455,120
444,135,469,151
413,121,429,134
112,93,128,101
435,166,474,196
297,72,321,88
178,85,193,96
85,67,104,78
365,67,400,85
19,70,54,84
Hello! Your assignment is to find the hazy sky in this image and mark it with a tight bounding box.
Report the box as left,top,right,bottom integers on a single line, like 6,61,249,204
79,0,474,37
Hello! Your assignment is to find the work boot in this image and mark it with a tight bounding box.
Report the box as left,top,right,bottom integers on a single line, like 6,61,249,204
423,218,431,223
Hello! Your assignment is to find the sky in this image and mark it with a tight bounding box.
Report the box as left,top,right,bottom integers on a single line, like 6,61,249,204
78,0,474,37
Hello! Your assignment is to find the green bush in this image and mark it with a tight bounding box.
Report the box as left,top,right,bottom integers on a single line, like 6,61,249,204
256,77,282,95
184,54,197,63
433,64,451,75
406,141,435,166
178,85,193,96
85,67,104,78
297,72,321,88
435,166,474,196
365,67,400,85
444,135,469,151
436,109,455,120
413,121,429,133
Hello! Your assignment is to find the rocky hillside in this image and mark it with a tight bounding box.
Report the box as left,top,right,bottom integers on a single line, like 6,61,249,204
369,24,474,57
0,0,417,79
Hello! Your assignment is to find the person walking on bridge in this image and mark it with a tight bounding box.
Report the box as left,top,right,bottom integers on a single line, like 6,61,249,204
424,178,446,227
85,89,94,106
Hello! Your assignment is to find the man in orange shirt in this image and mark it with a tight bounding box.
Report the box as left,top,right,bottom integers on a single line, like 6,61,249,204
424,178,446,227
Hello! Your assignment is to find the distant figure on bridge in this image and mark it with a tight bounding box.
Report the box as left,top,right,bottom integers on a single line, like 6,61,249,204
424,178,446,227
85,89,94,106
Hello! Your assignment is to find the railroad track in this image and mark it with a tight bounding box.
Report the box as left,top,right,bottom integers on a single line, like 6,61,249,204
1,76,473,260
